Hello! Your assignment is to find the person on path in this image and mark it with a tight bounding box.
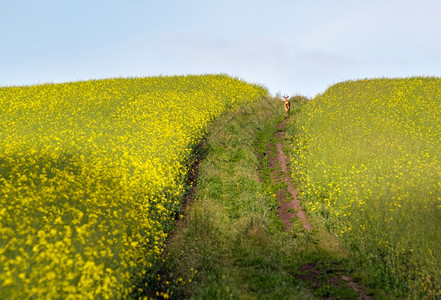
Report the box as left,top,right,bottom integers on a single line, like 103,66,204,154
283,95,290,118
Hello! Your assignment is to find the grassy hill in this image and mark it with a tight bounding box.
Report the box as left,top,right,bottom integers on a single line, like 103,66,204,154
2,74,440,299
292,77,441,298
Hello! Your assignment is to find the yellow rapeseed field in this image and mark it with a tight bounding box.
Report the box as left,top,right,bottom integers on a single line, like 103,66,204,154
0,75,267,299
292,77,441,297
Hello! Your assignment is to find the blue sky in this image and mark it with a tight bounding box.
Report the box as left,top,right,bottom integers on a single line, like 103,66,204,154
1,0,441,97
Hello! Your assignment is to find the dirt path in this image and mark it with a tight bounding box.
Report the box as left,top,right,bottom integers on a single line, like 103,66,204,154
266,119,312,231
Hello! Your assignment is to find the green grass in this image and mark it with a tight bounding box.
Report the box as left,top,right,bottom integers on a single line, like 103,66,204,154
291,77,441,298
159,96,369,299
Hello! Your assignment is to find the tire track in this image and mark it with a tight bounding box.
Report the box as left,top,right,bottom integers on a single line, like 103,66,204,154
266,119,312,231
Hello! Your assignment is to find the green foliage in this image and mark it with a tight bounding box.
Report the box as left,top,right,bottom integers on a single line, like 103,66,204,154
163,96,367,299
162,96,317,299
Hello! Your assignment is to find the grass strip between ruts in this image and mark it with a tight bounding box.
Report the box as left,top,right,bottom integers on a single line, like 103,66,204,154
156,96,373,299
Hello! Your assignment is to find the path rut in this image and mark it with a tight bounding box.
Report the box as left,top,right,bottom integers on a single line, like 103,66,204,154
266,119,312,231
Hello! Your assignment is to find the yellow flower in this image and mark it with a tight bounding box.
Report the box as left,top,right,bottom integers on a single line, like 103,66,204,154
0,75,266,298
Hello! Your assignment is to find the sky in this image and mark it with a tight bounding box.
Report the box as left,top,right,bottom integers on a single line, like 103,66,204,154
1,0,441,98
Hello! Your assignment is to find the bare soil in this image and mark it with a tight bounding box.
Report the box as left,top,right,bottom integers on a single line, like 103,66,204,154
266,119,312,231
297,263,374,300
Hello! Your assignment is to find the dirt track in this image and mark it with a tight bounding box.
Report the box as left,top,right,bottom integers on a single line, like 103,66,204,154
266,119,312,231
